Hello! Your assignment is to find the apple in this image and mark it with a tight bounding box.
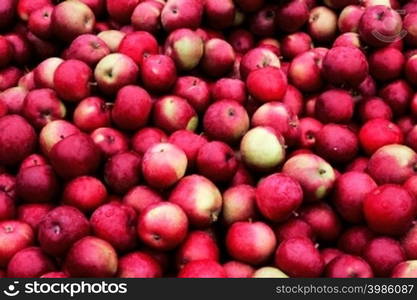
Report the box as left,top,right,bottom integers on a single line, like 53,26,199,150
164,29,204,71
0,35,12,68
252,266,288,278
240,47,280,79
97,30,126,52
38,206,90,257
338,226,375,256
7,247,55,278
63,176,107,213
122,185,163,215
325,255,373,278
359,97,393,122
338,5,364,33
358,5,403,48
0,66,23,91
0,220,34,268
249,5,278,37
4,34,31,66
256,173,303,222
34,57,63,89
211,78,246,105
94,53,139,95
41,272,69,278
359,119,403,155
39,120,80,156
224,261,254,278
333,32,362,48
0,191,14,220
131,127,168,156
402,224,417,260
117,251,162,278
288,50,324,92
137,202,188,251
228,29,254,54
106,0,140,24
91,127,129,158
131,1,163,34
275,238,324,278
18,72,36,91
203,100,249,144
153,95,198,133
379,80,413,117
173,76,210,112
112,85,152,131
178,260,226,278
0,173,15,201
169,175,222,228
161,0,203,32
17,0,52,22
66,34,110,67
50,132,101,179
235,0,264,13
22,88,66,129
201,39,235,77
0,0,16,30
64,236,118,277
141,55,177,93
369,47,405,82
298,117,323,149
52,1,95,42
275,218,315,243
363,237,406,277
246,67,287,103
0,115,36,166
333,172,377,224
276,0,309,33
28,5,53,40
104,151,141,194
391,260,417,278
404,13,417,47
222,185,257,226
205,0,235,30
282,153,335,202
73,97,111,132
91,202,137,252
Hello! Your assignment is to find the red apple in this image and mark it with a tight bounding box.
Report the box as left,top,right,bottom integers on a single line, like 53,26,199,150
222,185,257,226
246,67,287,103
106,0,140,24
7,247,55,278
338,226,375,255
104,151,141,194
178,260,226,278
123,185,163,215
131,127,168,156
141,55,177,93
117,251,162,278
91,127,129,158
161,0,203,32
173,76,210,112
325,255,373,278
201,39,235,77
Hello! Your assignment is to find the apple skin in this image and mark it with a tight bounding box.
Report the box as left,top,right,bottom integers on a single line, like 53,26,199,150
226,221,276,265
131,1,163,34
161,0,203,33
322,46,368,88
338,5,364,33
288,50,324,92
252,102,300,146
222,185,257,226
106,0,140,24
169,175,222,228
0,115,36,166
224,261,254,278
315,124,359,164
315,89,354,124
363,237,406,277
337,227,373,257
64,236,118,278
333,32,362,48
118,31,159,66
94,53,139,95
0,0,16,30
17,204,53,233
246,67,288,103
0,173,15,201
379,80,413,117
0,66,23,91
91,127,129,158
50,132,101,180
4,34,31,66
165,29,204,71
325,255,373,278
104,151,142,194
402,224,417,260
117,251,162,278
38,206,90,257
54,59,93,102
175,230,219,269
256,173,303,223
359,97,393,122
359,5,403,48
281,32,312,60
122,185,163,215
369,47,404,82
300,203,342,242
168,130,207,168
321,248,343,266
359,119,403,155
34,57,63,89
211,78,246,105
142,143,188,189
201,38,235,78
28,5,53,40
51,1,95,42
364,185,416,236
141,55,177,93
178,259,226,278
173,76,210,112
18,72,36,91
131,127,168,156
298,117,323,149
228,29,254,54
0,191,15,220
73,97,111,132
333,172,377,224
252,266,288,278
235,0,264,12
282,153,335,202
153,95,198,133
63,176,107,213
97,30,126,53
276,0,309,33
275,238,324,278
7,247,55,278
137,202,188,251
405,55,417,87
0,35,12,68
274,218,315,243
367,144,417,185
240,47,280,80
22,88,66,129
240,126,286,171
391,260,417,278
39,120,80,156
205,0,235,30
16,165,58,204
112,85,152,131
404,13,417,47
17,0,52,21
0,220,34,268
91,202,138,252
41,271,69,278
203,100,249,144
249,5,278,37
66,34,110,67
308,6,338,43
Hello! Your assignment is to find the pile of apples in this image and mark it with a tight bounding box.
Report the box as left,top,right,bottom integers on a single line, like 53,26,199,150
1,0,417,279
